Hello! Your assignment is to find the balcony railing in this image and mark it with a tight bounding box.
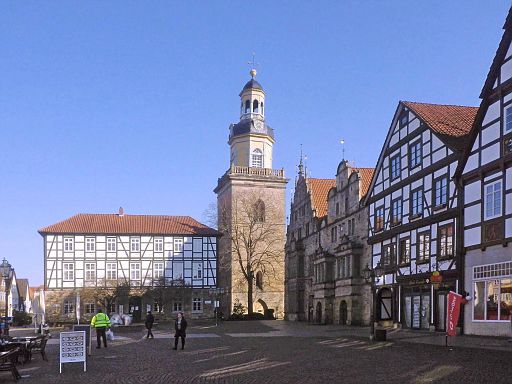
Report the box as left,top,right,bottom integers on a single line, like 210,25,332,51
228,165,285,177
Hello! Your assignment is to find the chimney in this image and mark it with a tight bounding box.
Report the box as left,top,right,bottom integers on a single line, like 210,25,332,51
118,207,124,217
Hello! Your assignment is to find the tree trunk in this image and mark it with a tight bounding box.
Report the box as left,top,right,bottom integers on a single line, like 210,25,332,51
247,274,254,315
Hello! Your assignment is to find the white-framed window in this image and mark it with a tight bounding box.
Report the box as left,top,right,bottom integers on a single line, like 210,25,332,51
63,263,74,281
63,299,75,315
107,237,117,252
417,233,430,262
484,180,502,220
374,206,384,231
434,176,448,207
85,263,96,281
174,238,183,253
106,262,117,280
438,224,454,259
85,237,95,252
506,106,512,131
411,189,423,217
251,149,263,168
173,300,183,312
85,303,95,314
192,297,202,312
130,263,141,280
391,199,402,226
409,140,422,169
154,238,164,252
382,244,395,266
390,154,401,180
193,263,202,279
153,262,164,279
131,237,140,252
64,237,74,252
473,278,512,321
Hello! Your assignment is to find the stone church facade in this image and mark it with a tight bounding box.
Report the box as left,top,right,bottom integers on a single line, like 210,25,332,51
214,69,287,319
285,160,374,325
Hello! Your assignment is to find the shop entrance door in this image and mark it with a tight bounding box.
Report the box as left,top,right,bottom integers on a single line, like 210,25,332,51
436,292,447,332
404,293,430,330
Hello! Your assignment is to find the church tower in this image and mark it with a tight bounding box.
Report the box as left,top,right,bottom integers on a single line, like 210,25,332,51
214,68,287,318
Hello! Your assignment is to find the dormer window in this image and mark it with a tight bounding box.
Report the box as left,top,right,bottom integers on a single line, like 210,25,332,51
251,149,263,168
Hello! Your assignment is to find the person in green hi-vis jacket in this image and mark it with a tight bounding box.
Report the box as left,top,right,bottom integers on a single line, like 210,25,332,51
91,309,111,349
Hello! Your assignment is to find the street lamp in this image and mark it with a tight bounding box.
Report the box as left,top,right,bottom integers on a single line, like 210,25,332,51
362,261,384,341
209,287,226,326
0,258,13,335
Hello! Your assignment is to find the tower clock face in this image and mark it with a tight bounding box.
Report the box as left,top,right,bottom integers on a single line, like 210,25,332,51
254,120,265,133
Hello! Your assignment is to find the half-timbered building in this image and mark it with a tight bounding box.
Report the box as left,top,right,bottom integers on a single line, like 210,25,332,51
457,8,512,336
39,211,220,322
285,159,374,325
364,101,477,331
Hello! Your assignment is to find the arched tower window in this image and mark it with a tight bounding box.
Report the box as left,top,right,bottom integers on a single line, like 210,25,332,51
261,102,264,115
254,199,265,223
253,99,259,113
240,101,244,115
256,271,263,289
245,100,251,114
251,149,263,168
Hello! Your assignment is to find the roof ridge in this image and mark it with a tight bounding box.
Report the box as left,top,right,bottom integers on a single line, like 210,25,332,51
402,100,478,109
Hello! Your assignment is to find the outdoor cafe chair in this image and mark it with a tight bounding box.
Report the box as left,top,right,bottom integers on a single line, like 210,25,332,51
0,348,22,381
28,336,48,362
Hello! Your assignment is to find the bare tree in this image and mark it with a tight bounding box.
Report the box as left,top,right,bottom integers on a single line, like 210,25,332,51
218,191,284,315
79,279,132,314
146,277,191,314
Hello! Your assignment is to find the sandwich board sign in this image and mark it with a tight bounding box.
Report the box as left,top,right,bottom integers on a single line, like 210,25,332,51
60,331,86,373
73,324,92,356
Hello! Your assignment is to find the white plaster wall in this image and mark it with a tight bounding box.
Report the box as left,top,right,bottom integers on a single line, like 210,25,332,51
501,59,512,84
481,143,500,166
464,204,481,227
464,227,481,247
506,218,512,238
408,118,420,133
482,100,500,126
481,121,500,144
464,181,481,204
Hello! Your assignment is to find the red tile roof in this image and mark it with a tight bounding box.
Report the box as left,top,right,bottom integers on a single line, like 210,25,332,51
307,178,336,218
402,101,478,150
355,168,375,199
39,214,220,236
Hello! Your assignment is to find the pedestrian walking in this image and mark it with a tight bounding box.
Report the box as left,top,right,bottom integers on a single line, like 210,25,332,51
91,309,111,349
173,312,187,350
145,310,155,339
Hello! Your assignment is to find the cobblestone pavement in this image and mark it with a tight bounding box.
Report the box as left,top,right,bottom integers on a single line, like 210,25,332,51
5,321,512,383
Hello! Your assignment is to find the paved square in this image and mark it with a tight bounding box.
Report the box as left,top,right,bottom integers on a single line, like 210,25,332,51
6,321,512,383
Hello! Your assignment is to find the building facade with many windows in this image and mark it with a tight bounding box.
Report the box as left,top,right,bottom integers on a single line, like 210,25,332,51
458,8,512,336
364,101,477,331
39,211,219,322
285,159,374,325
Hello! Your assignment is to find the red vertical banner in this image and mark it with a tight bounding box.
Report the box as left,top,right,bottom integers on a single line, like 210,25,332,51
446,291,463,337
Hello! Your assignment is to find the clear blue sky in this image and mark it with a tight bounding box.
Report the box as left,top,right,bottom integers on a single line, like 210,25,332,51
1,1,509,285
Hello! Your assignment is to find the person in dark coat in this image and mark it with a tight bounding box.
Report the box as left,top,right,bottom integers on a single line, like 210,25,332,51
173,312,187,350
145,311,155,339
